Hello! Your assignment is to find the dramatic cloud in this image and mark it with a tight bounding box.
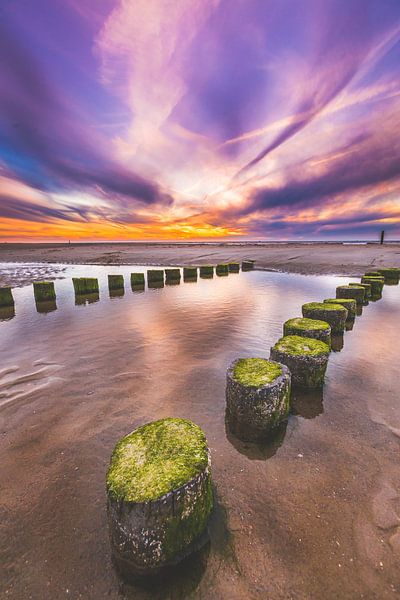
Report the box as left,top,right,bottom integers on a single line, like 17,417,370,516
0,0,399,240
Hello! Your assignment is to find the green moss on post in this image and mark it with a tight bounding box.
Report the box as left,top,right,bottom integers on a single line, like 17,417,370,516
108,274,124,291
283,317,331,347
130,273,145,288
270,335,330,388
349,282,372,298
377,268,400,283
183,267,198,280
302,302,348,334
364,271,382,277
216,263,229,276
75,292,99,305
325,298,356,319
361,276,384,296
335,284,365,304
242,261,254,271
226,358,290,441
147,270,164,284
0,287,15,307
72,277,99,295
33,281,56,302
165,268,181,282
106,418,213,578
228,263,240,273
199,265,213,278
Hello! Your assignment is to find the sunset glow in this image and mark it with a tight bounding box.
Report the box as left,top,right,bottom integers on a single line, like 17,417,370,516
1,0,399,241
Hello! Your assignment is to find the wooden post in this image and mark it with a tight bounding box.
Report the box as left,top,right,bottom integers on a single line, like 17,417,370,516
380,230,385,244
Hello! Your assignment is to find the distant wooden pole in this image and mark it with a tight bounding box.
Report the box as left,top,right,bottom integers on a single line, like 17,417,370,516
380,230,385,245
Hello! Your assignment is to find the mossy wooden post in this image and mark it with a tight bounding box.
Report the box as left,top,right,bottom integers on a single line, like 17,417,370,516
199,266,213,278
242,261,254,271
324,298,356,320
108,275,124,291
364,271,382,277
377,268,400,283
183,267,197,281
165,268,181,283
0,287,15,307
302,302,348,334
361,276,384,297
72,278,99,295
283,317,331,347
225,358,291,441
106,418,213,579
349,282,371,299
228,263,240,273
216,264,229,276
131,273,145,289
147,270,164,288
335,284,365,305
33,281,56,302
270,335,330,388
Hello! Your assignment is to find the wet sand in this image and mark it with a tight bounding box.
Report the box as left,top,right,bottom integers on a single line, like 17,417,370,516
0,267,399,599
0,242,399,287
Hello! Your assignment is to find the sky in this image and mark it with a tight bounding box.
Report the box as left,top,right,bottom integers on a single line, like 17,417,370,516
0,0,399,242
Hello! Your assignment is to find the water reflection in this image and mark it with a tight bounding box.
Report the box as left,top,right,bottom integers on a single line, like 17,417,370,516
131,284,145,293
109,288,125,299
35,299,57,314
1,265,399,600
165,279,180,286
345,319,355,331
75,292,100,305
290,388,324,419
121,542,210,600
331,333,344,352
148,281,164,289
0,305,15,321
225,414,287,459
356,304,364,315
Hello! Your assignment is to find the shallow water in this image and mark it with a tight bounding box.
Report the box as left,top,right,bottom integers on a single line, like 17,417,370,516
0,265,399,599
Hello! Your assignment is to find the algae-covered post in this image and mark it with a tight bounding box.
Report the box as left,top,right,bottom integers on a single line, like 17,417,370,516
364,271,382,278
228,263,240,273
302,302,348,334
199,266,213,278
147,270,164,284
270,335,330,388
377,268,400,283
183,267,198,280
349,282,372,299
226,358,291,441
165,268,181,283
130,273,145,289
283,317,331,347
242,261,254,271
108,275,124,291
216,264,229,276
72,278,99,295
335,285,365,305
0,287,15,307
324,298,356,320
361,276,384,296
33,281,56,303
106,418,213,579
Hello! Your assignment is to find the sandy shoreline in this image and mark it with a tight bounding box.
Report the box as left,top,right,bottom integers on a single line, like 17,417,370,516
0,242,399,286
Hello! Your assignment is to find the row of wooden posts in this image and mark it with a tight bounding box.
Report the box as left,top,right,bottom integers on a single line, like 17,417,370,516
105,265,399,580
0,261,255,313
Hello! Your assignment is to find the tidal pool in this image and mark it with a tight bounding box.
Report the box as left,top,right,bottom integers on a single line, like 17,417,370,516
0,265,399,599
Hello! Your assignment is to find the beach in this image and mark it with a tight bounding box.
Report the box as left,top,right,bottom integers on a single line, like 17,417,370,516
0,242,399,286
